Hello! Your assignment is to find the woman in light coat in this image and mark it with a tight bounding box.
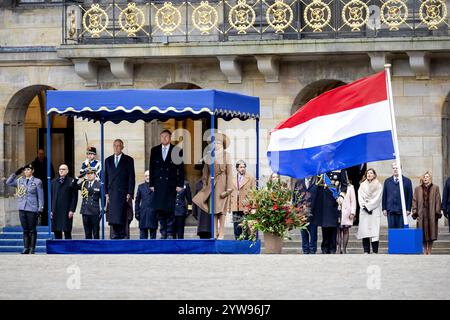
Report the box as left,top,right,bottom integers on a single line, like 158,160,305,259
412,171,442,255
338,181,356,254
356,168,383,254
192,133,233,239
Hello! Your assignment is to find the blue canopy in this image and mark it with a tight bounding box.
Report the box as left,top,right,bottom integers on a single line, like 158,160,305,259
46,89,260,123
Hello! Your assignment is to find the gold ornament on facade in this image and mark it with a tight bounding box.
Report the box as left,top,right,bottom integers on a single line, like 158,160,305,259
82,4,110,38
68,9,77,39
419,0,447,30
228,0,257,34
116,2,148,37
265,0,295,33
303,0,332,32
155,2,183,35
380,0,409,31
192,1,219,34
341,0,369,31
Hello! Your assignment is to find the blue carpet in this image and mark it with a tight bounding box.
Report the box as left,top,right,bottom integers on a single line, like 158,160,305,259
46,239,261,254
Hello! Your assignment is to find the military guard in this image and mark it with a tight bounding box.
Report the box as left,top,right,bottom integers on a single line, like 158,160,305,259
6,163,44,254
73,168,102,239
80,146,101,180
313,169,348,254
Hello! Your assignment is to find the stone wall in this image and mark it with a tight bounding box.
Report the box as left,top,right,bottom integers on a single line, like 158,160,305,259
1,56,450,227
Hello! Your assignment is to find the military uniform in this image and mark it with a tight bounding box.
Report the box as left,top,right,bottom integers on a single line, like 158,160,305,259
313,169,348,254
80,146,102,180
73,174,102,239
6,165,44,254
173,181,192,239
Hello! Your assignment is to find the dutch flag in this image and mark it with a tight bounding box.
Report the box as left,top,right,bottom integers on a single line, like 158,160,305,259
267,71,396,179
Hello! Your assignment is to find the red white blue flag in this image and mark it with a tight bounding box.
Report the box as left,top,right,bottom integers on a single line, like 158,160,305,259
267,71,395,179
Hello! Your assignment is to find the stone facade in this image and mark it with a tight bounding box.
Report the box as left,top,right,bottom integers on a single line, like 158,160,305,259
1,5,450,228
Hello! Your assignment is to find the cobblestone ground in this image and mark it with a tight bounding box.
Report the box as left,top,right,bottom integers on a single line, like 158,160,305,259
0,255,448,300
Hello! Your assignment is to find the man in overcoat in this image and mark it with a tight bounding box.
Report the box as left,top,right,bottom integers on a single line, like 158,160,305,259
293,176,318,254
105,139,136,239
149,130,184,239
135,170,158,239
51,164,78,239
382,161,413,229
313,169,348,254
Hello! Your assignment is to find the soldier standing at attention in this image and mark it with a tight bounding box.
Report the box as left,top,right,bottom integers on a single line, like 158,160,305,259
79,146,102,181
73,168,102,239
6,163,44,254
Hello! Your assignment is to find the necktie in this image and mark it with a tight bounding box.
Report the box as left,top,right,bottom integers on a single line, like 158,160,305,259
89,182,92,189
394,177,398,184
115,155,119,167
163,147,168,161
26,179,29,185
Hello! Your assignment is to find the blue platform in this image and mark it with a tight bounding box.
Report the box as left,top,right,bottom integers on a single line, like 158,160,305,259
46,239,261,254
388,228,423,254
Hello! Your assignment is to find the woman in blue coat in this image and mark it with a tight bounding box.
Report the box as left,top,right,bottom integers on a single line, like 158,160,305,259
135,170,158,239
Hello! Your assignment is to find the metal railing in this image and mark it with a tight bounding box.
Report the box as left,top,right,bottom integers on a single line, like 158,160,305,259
62,0,450,44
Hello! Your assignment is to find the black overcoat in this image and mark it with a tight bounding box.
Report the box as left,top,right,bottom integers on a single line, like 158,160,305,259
149,144,184,212
175,181,192,217
135,182,158,229
312,170,348,228
104,153,135,225
51,176,78,232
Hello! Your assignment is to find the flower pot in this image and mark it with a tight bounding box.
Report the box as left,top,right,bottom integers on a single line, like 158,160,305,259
263,232,283,254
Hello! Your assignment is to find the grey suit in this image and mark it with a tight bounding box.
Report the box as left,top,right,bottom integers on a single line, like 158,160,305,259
6,174,44,213
6,173,45,253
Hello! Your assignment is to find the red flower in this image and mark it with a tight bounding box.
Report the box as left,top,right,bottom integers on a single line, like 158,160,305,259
273,204,278,210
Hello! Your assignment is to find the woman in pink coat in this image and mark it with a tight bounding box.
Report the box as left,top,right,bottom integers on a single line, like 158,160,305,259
337,182,357,254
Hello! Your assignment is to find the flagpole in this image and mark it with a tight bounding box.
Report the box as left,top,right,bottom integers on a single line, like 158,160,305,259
385,64,409,228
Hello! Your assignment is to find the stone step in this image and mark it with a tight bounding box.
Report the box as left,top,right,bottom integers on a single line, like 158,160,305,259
0,233,51,240
0,239,47,246
0,246,46,253
266,248,450,254
2,226,49,233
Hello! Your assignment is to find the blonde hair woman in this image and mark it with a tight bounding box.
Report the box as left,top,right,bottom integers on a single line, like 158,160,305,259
356,169,383,254
192,133,233,240
412,171,442,255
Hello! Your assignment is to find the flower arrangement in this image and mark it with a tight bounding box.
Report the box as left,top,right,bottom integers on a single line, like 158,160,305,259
239,179,310,242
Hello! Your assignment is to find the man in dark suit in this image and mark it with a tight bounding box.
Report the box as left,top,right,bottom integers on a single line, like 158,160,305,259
313,170,348,254
51,164,78,239
31,148,55,226
293,176,318,254
382,161,413,229
149,130,184,239
104,139,135,239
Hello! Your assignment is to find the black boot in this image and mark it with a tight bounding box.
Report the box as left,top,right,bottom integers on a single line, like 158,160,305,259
29,232,37,254
21,232,30,254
